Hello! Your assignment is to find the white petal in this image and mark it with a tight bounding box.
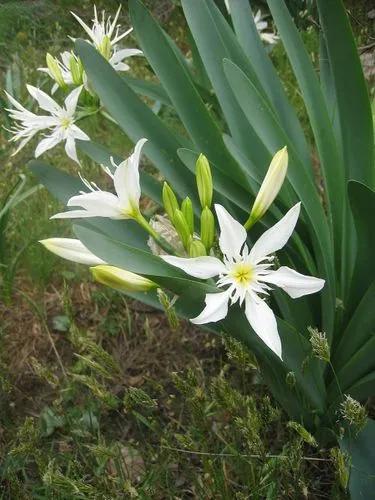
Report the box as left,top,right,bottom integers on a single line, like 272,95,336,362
39,238,105,265
35,131,62,157
191,290,230,324
71,11,95,42
64,86,83,114
215,204,247,259
161,255,226,279
114,138,147,209
26,85,61,114
260,266,325,298
109,48,142,65
245,293,282,359
249,203,301,264
59,191,125,219
70,124,90,141
64,135,79,164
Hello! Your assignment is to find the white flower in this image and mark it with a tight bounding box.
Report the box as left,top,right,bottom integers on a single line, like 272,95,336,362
39,238,105,265
5,85,89,164
253,9,279,45
71,5,142,71
51,138,147,220
162,203,324,359
224,3,279,45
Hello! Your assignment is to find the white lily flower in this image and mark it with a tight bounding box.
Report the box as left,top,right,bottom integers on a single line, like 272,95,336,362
224,3,279,45
71,5,142,71
162,203,324,359
5,85,89,164
51,138,147,220
39,238,105,265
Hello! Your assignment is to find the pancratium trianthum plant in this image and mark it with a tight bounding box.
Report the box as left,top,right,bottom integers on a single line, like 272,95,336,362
11,1,374,496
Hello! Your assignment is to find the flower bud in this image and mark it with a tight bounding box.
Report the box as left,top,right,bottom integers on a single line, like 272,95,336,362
245,146,288,229
99,35,112,60
39,238,105,265
46,53,66,89
189,239,207,257
69,53,84,85
181,196,194,234
173,209,192,249
200,206,215,252
162,182,179,221
91,265,157,293
196,154,213,208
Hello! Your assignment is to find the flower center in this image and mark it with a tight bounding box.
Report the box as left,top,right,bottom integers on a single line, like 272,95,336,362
231,262,254,286
60,116,72,129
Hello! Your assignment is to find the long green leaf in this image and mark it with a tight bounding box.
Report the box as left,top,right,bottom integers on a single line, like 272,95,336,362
316,0,375,188
75,39,196,201
267,0,345,284
228,0,311,168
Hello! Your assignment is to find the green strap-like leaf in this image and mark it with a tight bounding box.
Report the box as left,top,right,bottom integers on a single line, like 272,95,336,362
228,0,311,169
316,0,375,189
121,74,172,106
75,39,196,201
340,419,375,499
129,0,247,186
267,0,345,284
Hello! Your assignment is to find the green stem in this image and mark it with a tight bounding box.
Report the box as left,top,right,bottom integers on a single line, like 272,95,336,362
244,213,257,231
134,213,177,256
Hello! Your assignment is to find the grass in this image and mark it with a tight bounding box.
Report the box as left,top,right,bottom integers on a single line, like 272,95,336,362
0,0,372,497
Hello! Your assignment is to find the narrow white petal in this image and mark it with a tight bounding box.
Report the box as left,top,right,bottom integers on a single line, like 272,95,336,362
70,124,90,141
215,204,247,259
191,290,230,324
260,266,325,298
34,131,62,157
51,209,98,219
245,293,282,359
64,86,83,114
109,48,142,65
26,85,61,114
65,135,79,164
249,203,301,264
71,11,95,41
57,191,125,219
39,238,105,265
161,255,226,279
114,138,147,208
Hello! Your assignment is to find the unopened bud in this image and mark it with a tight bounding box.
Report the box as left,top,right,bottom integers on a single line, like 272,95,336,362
162,182,179,221
196,154,213,208
173,209,191,249
91,265,157,293
181,196,194,234
200,206,215,252
189,239,206,257
46,53,66,89
245,146,288,229
69,53,84,85
99,35,112,60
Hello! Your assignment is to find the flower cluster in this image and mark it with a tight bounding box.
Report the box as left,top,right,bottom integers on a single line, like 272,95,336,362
41,138,325,360
5,5,141,164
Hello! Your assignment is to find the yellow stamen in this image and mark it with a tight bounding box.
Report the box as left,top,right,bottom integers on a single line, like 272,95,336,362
231,262,254,285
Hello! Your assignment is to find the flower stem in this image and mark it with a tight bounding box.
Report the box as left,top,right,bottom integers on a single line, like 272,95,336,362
134,213,176,255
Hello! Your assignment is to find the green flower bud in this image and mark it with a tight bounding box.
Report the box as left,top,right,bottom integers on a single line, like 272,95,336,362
69,53,84,85
162,182,179,221
196,153,213,208
200,206,215,252
181,196,194,234
173,209,192,249
245,146,288,229
189,239,207,257
91,265,157,293
99,35,112,60
46,53,66,89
